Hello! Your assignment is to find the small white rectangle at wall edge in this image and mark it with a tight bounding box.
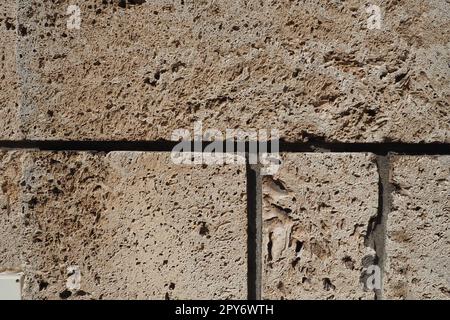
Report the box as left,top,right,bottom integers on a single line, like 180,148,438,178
0,272,23,300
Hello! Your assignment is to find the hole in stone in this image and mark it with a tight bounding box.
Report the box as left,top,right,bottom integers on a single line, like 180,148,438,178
199,222,209,237
342,256,355,270
59,290,72,299
38,280,49,291
267,232,273,262
322,278,335,291
295,240,303,254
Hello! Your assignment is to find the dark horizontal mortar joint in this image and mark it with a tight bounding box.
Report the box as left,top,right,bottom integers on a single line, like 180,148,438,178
0,140,448,155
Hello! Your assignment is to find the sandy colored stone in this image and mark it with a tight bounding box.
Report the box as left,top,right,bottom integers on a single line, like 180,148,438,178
262,153,379,299
0,151,247,299
14,0,449,142
0,3,21,139
384,156,449,300
0,152,24,271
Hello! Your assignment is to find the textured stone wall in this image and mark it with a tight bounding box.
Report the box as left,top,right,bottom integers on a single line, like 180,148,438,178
1,151,247,299
0,1,449,300
6,0,450,142
262,153,379,299
385,156,449,299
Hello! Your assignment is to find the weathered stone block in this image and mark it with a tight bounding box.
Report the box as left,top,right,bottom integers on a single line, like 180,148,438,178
262,153,379,299
0,151,247,299
0,3,20,139
15,0,449,142
0,152,24,271
384,156,449,300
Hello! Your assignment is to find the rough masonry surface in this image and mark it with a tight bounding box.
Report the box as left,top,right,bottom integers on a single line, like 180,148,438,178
0,151,247,299
262,153,379,299
2,0,448,141
0,2,20,139
384,156,449,300
0,0,449,302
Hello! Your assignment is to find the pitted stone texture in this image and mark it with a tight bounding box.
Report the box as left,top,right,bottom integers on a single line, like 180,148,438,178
385,156,449,300
0,152,24,271
0,3,20,139
262,153,379,299
1,152,247,300
16,0,449,142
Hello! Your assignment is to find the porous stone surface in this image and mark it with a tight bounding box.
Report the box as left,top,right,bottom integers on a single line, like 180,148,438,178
0,3,21,139
0,152,24,271
384,156,449,300
262,153,379,299
0,151,247,299
15,0,450,142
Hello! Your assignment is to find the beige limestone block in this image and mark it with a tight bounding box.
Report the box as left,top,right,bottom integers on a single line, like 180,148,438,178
384,156,449,300
0,151,247,299
14,0,449,142
0,2,20,139
0,152,24,271
262,153,379,299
